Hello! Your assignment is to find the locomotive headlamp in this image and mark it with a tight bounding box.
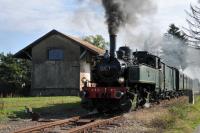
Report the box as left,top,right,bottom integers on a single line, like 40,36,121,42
81,77,89,87
115,91,124,99
81,77,88,84
118,77,125,84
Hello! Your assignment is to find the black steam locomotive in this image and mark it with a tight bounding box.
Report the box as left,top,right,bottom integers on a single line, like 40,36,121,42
80,34,200,113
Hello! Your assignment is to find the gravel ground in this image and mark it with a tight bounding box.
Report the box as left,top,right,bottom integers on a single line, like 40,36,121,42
194,126,200,133
0,106,88,133
106,97,188,133
0,119,47,133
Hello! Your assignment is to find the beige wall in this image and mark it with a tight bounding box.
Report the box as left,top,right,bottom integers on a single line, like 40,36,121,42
80,59,91,90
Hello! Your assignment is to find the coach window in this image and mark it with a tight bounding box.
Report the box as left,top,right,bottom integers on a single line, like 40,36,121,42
48,48,64,61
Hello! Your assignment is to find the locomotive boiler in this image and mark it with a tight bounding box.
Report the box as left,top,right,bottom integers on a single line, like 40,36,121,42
80,34,199,113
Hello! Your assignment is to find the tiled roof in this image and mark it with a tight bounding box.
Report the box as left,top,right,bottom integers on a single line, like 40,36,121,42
14,30,105,59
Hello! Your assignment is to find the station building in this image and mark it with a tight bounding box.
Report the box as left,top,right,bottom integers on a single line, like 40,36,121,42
14,30,104,96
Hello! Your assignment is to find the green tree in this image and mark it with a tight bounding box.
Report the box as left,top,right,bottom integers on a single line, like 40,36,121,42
0,53,31,96
162,24,188,69
168,24,187,41
83,35,108,50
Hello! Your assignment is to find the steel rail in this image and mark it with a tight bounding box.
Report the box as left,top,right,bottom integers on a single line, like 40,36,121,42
67,115,122,133
13,116,80,133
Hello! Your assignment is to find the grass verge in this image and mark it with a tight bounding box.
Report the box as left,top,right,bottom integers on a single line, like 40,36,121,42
148,96,200,133
0,96,81,121
165,96,200,133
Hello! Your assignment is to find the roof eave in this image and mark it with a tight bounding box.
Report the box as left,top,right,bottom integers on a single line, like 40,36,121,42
13,29,105,60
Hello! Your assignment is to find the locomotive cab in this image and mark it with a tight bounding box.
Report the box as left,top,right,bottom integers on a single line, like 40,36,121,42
117,46,132,61
133,51,161,69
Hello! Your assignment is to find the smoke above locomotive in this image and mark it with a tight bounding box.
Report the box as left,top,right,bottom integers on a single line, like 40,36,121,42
101,0,157,57
102,0,125,35
101,0,156,34
101,0,122,58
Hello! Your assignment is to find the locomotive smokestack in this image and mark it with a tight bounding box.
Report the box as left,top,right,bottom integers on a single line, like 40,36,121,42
110,34,116,58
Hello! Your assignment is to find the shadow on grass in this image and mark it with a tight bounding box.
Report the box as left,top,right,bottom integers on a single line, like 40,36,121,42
9,102,88,120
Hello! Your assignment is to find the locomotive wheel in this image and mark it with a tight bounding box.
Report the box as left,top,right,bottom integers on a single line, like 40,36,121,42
137,97,146,107
119,96,132,112
81,98,95,111
97,107,105,114
95,101,107,113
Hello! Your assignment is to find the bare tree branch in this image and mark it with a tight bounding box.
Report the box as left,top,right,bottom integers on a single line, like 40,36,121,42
184,3,200,46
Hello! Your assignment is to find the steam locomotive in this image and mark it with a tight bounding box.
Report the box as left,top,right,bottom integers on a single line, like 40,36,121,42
80,34,200,113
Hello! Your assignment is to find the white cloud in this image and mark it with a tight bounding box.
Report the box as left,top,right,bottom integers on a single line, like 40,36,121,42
0,0,65,31
0,0,198,39
154,0,198,33
0,0,107,37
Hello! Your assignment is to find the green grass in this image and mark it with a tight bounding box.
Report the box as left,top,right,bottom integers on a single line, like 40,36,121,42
164,96,200,133
0,96,81,121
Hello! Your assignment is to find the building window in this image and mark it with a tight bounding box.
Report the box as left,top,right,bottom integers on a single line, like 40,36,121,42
48,49,64,60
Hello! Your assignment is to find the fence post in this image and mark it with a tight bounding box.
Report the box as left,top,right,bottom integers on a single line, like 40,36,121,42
0,98,4,110
186,90,194,104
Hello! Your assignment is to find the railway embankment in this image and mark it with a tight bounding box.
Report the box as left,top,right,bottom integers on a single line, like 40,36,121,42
107,96,200,133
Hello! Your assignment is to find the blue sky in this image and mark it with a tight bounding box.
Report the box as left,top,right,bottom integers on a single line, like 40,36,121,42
0,0,198,54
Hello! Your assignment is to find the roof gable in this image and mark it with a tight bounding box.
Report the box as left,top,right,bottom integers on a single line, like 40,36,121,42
14,30,105,59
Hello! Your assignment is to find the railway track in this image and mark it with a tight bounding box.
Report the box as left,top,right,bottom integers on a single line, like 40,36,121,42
13,96,187,133
13,114,123,133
